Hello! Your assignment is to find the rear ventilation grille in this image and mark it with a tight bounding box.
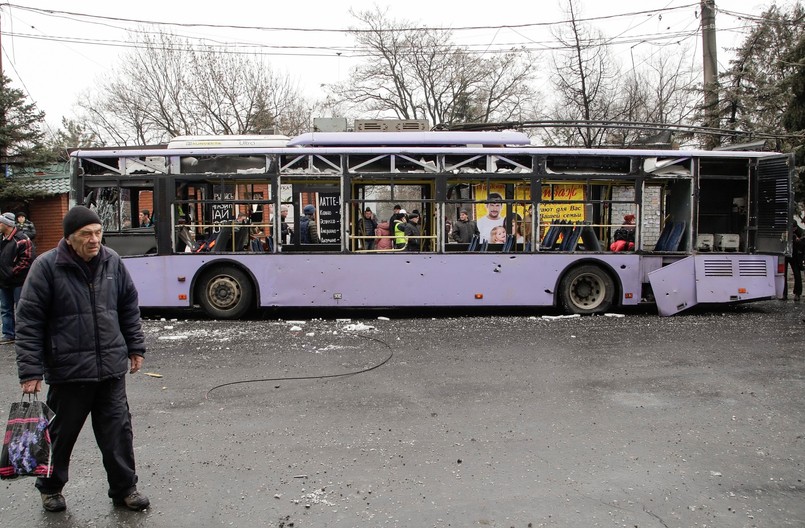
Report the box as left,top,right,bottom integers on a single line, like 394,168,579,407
703,260,733,277
738,259,768,277
702,259,769,277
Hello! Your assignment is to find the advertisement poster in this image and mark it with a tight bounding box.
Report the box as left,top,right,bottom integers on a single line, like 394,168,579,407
318,192,342,243
472,183,585,240
539,183,586,225
211,185,235,233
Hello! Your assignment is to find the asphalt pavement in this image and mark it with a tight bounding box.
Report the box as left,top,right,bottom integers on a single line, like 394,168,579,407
1,300,803,528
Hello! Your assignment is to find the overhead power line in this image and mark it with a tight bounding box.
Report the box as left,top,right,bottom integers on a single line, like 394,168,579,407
1,2,700,34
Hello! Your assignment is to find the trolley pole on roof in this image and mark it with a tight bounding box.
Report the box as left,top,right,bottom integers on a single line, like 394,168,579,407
701,0,720,149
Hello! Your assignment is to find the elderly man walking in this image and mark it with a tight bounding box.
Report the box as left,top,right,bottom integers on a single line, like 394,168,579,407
0,211,34,345
15,206,150,513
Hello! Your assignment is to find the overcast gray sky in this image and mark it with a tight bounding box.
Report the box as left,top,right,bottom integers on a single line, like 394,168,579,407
0,0,781,131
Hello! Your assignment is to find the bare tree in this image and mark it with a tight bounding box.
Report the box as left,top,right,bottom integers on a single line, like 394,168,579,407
546,0,622,147
605,49,701,146
75,31,312,145
545,0,700,148
327,7,539,127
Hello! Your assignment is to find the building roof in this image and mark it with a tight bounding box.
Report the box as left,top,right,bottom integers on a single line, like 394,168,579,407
14,163,70,195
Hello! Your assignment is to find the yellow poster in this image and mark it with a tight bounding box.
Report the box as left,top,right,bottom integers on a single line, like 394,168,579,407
539,184,586,225
471,183,585,242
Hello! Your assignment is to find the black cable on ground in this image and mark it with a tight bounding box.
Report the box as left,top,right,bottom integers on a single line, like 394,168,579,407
205,332,393,400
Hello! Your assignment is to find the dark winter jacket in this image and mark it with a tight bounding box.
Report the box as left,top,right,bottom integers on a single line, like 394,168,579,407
299,214,320,243
451,219,480,243
404,222,422,251
17,219,36,241
0,228,34,288
613,226,635,243
15,240,145,384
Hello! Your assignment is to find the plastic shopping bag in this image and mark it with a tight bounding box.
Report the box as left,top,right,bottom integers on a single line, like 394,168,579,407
0,397,55,479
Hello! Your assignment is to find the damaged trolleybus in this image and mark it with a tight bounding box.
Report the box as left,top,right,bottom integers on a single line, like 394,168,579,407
69,125,794,319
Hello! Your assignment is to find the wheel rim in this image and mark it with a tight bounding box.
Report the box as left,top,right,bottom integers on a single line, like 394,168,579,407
205,274,242,311
568,273,606,310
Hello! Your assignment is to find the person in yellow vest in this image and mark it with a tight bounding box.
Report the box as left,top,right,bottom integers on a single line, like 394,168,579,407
392,211,407,250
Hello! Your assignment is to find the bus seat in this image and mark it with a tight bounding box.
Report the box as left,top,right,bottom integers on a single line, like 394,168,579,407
561,225,582,251
665,222,686,251
654,221,685,251
580,224,601,251
541,220,561,249
468,234,480,252
211,227,233,252
503,234,515,253
233,227,250,251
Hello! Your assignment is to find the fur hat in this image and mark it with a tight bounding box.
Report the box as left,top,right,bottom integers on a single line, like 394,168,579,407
0,212,15,228
63,206,102,237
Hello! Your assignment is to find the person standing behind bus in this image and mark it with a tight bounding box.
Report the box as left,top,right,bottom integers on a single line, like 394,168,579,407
404,212,422,251
477,193,504,242
0,212,34,345
299,205,320,244
392,212,407,250
138,209,153,228
451,209,479,243
279,205,292,244
786,220,804,301
16,212,36,244
359,207,378,250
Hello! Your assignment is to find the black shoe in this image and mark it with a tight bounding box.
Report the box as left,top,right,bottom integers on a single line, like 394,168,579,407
113,490,150,511
41,492,66,512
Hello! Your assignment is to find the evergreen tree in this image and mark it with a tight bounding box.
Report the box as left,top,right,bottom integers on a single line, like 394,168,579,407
719,4,804,143
0,74,51,201
782,33,805,202
719,3,805,204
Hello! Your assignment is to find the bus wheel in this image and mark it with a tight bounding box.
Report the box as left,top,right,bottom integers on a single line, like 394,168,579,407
197,266,254,319
559,264,615,315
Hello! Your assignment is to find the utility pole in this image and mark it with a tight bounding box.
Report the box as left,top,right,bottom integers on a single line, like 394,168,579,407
701,0,720,149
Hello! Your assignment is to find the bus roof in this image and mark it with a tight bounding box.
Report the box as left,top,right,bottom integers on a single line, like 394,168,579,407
287,131,532,147
168,135,290,149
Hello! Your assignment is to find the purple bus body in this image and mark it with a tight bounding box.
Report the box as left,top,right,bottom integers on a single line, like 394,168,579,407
124,252,779,313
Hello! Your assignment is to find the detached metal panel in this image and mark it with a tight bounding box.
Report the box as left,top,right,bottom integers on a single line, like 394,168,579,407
754,155,792,254
648,257,697,316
